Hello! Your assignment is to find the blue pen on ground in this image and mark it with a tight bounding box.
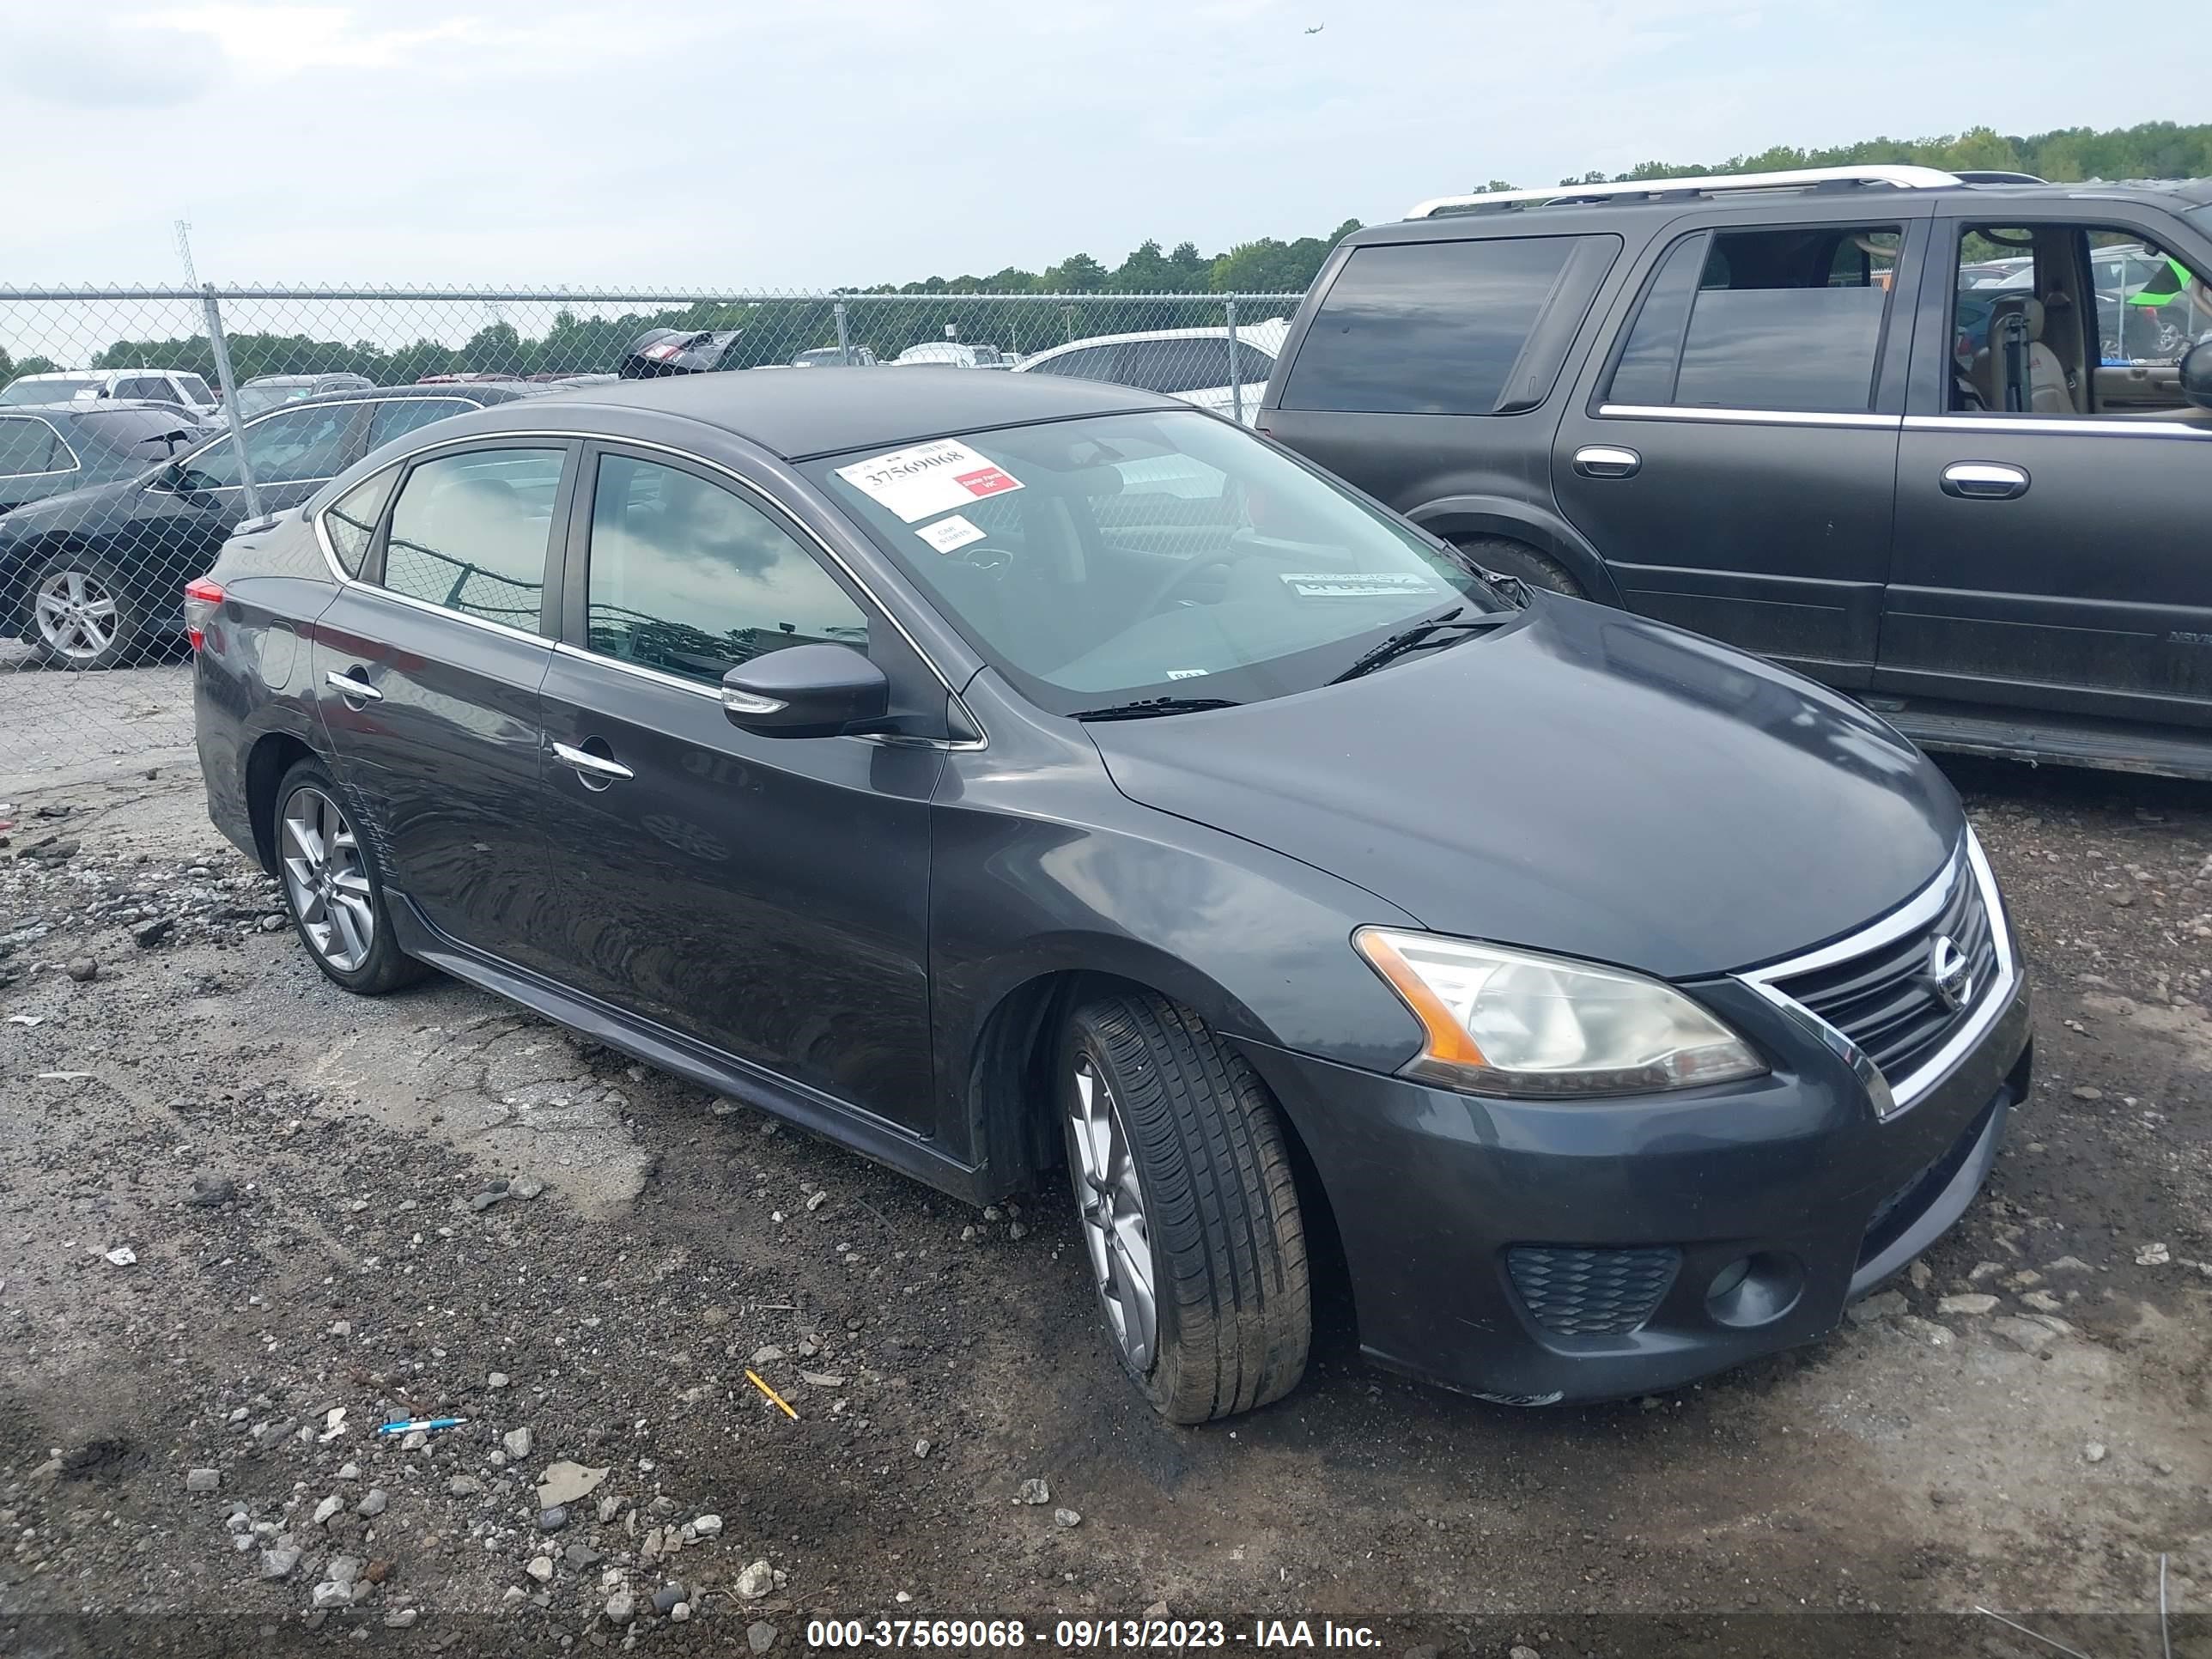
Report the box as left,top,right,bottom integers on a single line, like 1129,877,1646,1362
376,1417,467,1436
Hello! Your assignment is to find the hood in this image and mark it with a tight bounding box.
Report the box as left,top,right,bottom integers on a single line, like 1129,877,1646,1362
1085,602,1961,980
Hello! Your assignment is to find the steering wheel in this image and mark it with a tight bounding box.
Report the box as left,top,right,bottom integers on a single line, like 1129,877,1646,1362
946,543,1018,572
1138,551,1243,617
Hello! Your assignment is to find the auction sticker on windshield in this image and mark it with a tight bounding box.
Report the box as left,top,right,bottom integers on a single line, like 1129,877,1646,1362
836,440,1024,523
915,514,988,554
1279,572,1441,599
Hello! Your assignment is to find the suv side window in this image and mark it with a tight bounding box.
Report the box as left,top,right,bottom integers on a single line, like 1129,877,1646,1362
381,447,564,629
1948,222,2212,416
583,453,868,685
1283,234,1619,416
115,376,170,402
1606,225,1901,413
0,416,60,477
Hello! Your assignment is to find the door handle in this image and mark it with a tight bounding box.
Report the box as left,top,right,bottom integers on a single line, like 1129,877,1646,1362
1572,445,1642,479
551,740,634,786
325,668,382,703
1941,461,2030,501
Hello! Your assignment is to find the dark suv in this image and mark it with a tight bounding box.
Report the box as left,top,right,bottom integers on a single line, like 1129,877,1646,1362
1259,167,2212,778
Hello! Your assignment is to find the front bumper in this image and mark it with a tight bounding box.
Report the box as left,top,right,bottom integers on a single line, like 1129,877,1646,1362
1235,970,2032,1405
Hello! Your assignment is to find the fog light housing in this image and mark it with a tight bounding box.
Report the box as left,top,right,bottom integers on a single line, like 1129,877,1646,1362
1705,1253,1803,1328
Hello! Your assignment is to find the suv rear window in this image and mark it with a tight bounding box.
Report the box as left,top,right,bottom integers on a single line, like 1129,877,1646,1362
1281,234,1618,416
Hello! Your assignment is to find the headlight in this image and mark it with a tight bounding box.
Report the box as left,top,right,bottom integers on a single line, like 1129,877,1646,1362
1354,927,1767,1098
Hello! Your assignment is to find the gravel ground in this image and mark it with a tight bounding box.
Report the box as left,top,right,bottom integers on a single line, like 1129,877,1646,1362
0,740,2206,1659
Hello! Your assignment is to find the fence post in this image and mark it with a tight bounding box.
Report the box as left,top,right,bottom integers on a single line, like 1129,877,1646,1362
200,286,265,520
1225,298,1243,424
834,301,853,367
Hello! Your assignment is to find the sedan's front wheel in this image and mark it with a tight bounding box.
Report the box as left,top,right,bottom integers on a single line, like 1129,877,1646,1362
1060,993,1310,1423
273,758,427,995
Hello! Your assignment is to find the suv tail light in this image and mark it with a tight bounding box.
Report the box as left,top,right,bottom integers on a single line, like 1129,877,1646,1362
183,576,224,652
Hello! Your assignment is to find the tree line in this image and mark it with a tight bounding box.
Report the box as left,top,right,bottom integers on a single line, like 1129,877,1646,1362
4,120,2203,389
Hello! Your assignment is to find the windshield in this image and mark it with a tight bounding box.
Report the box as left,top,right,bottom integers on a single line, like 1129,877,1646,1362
234,383,310,418
2,377,99,405
805,410,1509,713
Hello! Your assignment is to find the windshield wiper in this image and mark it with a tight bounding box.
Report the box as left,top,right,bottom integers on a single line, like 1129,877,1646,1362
1072,696,1243,722
1328,606,1497,684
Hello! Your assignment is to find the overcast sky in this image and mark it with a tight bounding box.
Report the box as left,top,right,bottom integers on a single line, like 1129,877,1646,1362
1,1,2184,289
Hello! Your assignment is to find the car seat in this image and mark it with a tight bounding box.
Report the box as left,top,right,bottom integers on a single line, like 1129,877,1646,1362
1972,296,2075,414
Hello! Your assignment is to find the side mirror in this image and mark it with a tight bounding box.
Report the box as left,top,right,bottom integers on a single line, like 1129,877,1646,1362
2181,340,2212,411
720,642,890,738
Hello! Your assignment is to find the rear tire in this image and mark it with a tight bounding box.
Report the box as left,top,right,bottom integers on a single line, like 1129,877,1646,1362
1452,535,1585,599
1060,993,1310,1423
271,757,428,996
28,551,145,671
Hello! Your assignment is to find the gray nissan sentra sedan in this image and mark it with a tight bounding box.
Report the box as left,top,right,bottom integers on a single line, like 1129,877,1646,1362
188,370,2031,1421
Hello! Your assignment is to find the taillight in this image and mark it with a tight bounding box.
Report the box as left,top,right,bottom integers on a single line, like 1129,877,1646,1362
183,576,224,652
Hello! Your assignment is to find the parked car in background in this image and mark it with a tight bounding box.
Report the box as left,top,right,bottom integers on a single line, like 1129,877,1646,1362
1016,319,1290,424
2,367,222,422
891,342,1008,368
791,346,878,368
233,373,378,419
190,368,2027,1420
1,383,537,669
1261,166,2212,778
0,402,204,515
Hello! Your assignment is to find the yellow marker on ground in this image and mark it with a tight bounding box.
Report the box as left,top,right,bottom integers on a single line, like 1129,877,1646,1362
744,1369,799,1420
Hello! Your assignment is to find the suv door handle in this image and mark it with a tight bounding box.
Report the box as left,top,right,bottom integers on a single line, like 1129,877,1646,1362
1572,445,1642,479
325,668,382,703
1941,461,2030,501
551,740,634,786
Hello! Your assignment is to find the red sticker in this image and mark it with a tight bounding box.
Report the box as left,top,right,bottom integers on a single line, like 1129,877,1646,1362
955,466,1018,499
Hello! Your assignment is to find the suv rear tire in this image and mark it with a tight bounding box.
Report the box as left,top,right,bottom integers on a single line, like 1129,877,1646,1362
1453,536,1584,599
1059,992,1310,1422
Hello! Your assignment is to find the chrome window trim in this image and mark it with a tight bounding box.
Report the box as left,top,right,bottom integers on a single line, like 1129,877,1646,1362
0,414,80,478
1735,828,2017,1117
1598,404,1900,429
314,426,988,752
1903,414,2211,440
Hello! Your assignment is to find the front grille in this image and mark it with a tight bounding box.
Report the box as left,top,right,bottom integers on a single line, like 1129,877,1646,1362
1768,859,1996,1090
1507,1245,1680,1336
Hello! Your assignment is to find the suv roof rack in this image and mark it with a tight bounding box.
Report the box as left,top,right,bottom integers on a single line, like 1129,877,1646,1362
1406,164,1965,219
1951,170,2048,185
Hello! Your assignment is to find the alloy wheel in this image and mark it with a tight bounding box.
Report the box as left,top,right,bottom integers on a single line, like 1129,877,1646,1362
32,568,120,664
1066,1054,1158,1371
279,787,376,974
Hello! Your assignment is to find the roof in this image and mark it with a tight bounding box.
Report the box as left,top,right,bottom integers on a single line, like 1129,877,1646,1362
292,382,536,409
1363,173,2212,244
539,366,1179,460
1018,318,1293,367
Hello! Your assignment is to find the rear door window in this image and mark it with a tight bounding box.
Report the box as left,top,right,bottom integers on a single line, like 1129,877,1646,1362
1030,344,1125,382
381,447,564,629
1606,224,1902,412
368,397,477,448
0,417,60,476
1118,337,1233,394
1282,234,1619,415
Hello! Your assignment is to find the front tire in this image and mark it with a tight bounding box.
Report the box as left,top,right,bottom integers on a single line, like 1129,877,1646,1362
1060,993,1310,1423
29,551,144,671
1452,535,1585,599
272,758,426,995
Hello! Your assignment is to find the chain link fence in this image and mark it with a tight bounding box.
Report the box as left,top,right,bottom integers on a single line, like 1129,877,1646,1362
0,286,1302,776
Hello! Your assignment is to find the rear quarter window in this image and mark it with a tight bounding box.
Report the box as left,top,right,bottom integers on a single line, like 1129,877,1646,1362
1281,234,1619,415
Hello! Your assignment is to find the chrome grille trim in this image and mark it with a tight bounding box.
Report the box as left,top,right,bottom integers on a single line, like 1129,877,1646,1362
1736,829,2016,1117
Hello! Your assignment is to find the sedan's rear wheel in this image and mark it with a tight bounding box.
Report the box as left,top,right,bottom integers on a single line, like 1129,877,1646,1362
1060,993,1310,1422
273,758,426,995
29,553,143,671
